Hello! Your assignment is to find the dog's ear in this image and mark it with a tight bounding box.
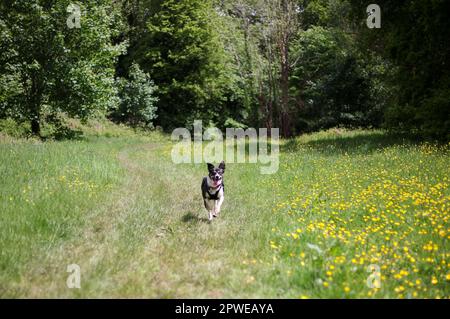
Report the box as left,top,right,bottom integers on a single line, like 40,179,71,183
218,161,225,171
207,163,215,172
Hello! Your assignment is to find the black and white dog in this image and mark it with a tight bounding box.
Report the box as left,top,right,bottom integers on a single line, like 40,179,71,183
201,161,225,221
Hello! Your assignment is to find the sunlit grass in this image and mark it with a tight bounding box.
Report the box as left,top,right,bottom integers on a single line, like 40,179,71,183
0,127,448,298
265,129,449,298
0,137,130,288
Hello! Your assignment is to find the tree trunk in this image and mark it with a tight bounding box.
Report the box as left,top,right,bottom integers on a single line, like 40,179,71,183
28,73,43,137
280,41,290,138
31,116,41,136
276,0,296,138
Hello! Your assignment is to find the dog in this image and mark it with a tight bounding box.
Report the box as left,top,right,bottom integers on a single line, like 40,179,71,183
201,161,225,221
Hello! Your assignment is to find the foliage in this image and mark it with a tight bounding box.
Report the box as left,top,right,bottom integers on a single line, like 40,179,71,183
214,0,268,128
0,0,448,140
350,0,450,139
215,0,394,136
290,25,393,132
0,0,126,135
124,0,236,130
0,118,30,138
113,63,158,127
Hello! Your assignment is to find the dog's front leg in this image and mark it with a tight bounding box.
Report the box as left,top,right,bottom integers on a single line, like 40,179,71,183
213,200,218,218
215,196,224,217
205,199,214,221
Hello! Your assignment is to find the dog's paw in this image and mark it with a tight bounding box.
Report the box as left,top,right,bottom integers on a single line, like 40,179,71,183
208,212,213,221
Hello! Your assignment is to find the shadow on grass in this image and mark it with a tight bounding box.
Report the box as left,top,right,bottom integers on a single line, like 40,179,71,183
41,125,84,141
282,131,424,155
52,126,84,141
182,212,209,224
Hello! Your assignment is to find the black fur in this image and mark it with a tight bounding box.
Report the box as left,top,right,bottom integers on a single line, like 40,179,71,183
201,177,224,202
201,161,225,213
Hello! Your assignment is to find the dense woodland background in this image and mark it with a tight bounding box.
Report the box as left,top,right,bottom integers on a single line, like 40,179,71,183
0,0,449,139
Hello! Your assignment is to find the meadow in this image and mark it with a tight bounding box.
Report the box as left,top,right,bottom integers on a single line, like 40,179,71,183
0,125,449,298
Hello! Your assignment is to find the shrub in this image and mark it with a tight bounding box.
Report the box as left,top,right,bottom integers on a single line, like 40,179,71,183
0,118,30,137
114,63,158,128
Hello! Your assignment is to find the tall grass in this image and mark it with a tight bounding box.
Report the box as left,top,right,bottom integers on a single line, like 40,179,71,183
267,129,449,298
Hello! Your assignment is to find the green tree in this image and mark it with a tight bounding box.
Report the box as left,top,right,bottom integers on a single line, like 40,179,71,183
217,0,302,135
0,0,125,136
114,63,158,127
214,0,266,128
127,0,234,130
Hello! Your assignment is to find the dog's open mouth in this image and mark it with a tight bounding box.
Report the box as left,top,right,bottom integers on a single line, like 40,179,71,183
212,180,222,187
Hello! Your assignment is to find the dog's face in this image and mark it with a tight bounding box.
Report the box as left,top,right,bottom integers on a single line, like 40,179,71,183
207,161,225,187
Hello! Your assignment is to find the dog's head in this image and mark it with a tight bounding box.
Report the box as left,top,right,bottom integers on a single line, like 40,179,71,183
207,161,225,187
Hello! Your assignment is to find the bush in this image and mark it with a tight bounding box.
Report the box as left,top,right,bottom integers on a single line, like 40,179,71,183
0,118,30,137
113,63,158,128
418,85,450,140
224,117,248,130
385,79,450,140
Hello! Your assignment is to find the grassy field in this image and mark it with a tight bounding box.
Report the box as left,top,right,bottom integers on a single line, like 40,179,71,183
0,126,449,298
